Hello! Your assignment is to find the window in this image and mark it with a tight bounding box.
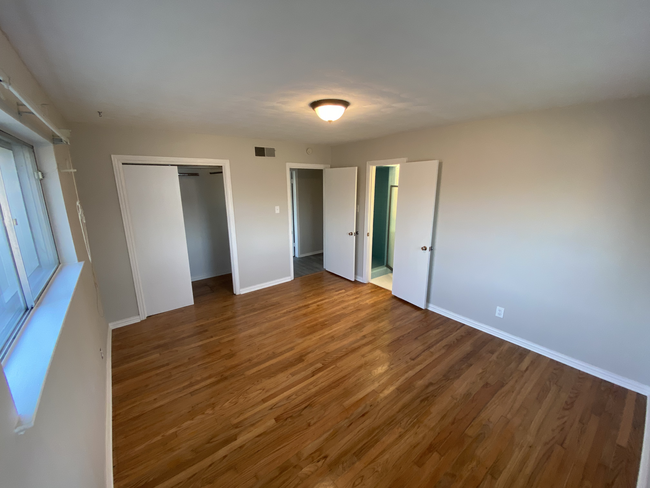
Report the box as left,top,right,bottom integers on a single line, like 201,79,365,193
0,132,59,358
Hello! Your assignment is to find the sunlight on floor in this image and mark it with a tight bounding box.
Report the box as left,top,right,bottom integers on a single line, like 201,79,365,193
370,272,393,291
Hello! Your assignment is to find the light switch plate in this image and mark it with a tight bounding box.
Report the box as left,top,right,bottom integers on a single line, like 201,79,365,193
275,206,280,214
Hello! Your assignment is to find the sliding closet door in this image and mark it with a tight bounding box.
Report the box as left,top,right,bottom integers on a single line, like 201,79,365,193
323,167,357,281
392,160,440,308
123,165,194,316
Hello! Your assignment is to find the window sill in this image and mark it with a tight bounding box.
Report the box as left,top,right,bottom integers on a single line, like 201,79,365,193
2,262,84,433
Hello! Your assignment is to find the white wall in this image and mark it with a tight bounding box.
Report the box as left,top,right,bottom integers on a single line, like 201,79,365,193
68,124,330,323
294,169,323,256
179,168,232,281
0,28,109,488
332,96,650,387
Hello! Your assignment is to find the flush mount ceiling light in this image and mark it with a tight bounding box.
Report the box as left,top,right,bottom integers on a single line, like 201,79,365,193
309,99,350,123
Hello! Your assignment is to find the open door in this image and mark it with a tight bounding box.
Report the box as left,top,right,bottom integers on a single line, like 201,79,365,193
392,160,440,308
323,167,357,281
123,165,194,317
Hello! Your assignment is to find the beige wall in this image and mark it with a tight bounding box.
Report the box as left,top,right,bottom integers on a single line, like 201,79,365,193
68,124,330,323
331,97,650,386
0,267,108,488
295,169,323,256
1,28,110,488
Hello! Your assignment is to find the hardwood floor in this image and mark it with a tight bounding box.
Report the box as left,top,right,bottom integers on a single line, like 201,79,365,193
112,272,645,488
293,253,324,278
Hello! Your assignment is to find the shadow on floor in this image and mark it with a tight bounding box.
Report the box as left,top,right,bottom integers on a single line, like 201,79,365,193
192,274,233,298
293,253,323,278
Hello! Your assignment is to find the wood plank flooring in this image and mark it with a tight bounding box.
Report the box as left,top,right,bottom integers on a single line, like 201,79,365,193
293,253,324,278
112,272,645,488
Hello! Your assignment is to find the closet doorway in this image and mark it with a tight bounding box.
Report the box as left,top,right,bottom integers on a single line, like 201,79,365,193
113,155,240,320
286,163,330,280
178,166,233,288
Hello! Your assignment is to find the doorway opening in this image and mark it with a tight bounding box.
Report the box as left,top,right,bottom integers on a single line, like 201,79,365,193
363,158,405,289
113,155,239,321
369,166,399,290
286,163,330,280
290,168,324,278
177,166,233,297
363,158,441,309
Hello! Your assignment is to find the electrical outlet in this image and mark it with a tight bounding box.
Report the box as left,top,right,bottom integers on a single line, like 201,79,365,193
275,206,280,214
495,306,504,318
100,348,104,359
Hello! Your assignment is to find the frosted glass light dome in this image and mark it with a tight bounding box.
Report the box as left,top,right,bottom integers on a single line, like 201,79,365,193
309,99,350,122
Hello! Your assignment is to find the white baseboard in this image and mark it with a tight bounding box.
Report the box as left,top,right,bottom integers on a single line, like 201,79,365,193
108,316,140,329
426,304,650,396
297,250,323,258
105,327,113,488
429,302,650,488
240,276,292,294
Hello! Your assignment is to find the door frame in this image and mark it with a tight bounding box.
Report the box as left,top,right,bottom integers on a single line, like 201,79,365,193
386,184,399,270
290,169,299,257
113,155,241,320
285,162,330,280
362,158,406,283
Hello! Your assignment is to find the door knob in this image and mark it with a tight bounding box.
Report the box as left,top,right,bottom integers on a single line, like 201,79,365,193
349,232,354,236
421,246,427,251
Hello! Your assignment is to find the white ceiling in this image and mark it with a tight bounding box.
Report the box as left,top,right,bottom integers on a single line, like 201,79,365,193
1,0,649,144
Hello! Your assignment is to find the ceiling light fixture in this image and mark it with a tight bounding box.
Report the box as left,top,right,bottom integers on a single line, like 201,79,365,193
309,99,350,123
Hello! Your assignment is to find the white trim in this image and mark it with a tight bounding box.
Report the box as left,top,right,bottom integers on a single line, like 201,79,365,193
108,316,140,329
638,404,650,488
285,163,330,281
298,250,323,258
112,155,241,322
105,327,113,488
427,303,650,395
240,276,292,294
221,160,241,296
355,274,366,282
2,263,65,363
4,263,84,432
363,158,406,284
291,169,300,258
113,159,148,320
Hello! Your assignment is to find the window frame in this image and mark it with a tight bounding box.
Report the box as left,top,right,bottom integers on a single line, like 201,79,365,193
0,130,60,360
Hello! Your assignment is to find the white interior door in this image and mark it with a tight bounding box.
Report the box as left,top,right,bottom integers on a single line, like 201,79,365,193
123,165,194,316
392,160,440,308
323,167,357,281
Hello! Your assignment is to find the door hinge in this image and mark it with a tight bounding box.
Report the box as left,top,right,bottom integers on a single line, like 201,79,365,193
36,170,44,180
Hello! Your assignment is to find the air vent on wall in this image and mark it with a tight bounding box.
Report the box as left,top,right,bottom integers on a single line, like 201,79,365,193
254,147,276,157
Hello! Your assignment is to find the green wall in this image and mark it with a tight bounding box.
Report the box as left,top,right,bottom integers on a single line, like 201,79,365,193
372,167,392,268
